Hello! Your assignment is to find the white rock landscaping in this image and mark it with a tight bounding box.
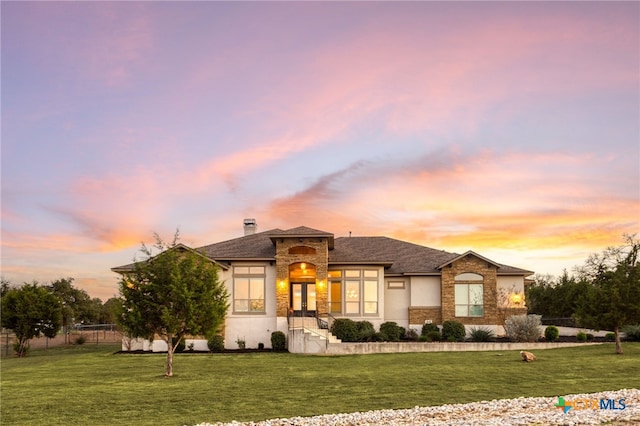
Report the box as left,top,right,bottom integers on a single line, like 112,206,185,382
194,388,639,426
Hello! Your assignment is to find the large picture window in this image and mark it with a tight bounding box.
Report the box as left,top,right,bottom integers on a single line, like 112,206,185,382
455,283,484,317
329,269,379,315
233,266,265,313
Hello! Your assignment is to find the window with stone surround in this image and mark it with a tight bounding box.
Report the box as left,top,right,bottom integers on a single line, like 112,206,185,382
454,273,484,317
233,266,265,313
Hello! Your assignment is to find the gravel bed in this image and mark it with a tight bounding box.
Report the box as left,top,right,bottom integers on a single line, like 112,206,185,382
195,388,639,426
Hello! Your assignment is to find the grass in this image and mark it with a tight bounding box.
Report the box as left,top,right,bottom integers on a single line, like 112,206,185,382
1,343,639,425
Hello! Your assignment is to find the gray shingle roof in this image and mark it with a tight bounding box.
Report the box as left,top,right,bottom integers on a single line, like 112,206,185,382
197,229,281,260
330,236,456,275
113,226,533,276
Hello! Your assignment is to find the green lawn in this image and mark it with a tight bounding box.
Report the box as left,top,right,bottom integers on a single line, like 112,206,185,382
1,343,638,426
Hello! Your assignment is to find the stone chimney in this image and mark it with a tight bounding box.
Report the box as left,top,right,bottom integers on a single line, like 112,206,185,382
243,218,257,235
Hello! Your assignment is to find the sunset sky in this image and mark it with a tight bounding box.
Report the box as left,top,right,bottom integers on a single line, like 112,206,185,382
2,1,639,302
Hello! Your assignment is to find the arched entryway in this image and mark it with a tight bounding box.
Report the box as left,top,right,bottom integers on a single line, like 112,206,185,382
289,262,316,317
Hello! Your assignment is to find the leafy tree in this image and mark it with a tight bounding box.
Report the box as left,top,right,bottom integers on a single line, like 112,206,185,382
118,232,229,377
1,282,62,356
47,277,98,326
575,235,640,354
101,297,122,325
526,271,589,322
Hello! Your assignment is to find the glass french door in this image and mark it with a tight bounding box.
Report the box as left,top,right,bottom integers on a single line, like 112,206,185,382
291,283,316,317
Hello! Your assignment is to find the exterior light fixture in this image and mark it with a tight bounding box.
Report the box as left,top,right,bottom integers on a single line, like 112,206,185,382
510,293,523,305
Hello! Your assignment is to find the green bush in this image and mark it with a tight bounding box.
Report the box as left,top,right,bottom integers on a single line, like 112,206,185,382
207,335,225,352
258,343,264,350
544,325,559,342
469,327,495,342
355,321,375,342
270,331,286,351
330,318,358,342
421,323,439,336
605,332,616,342
442,320,466,342
235,337,246,350
576,331,587,342
371,332,385,342
425,331,441,342
504,315,541,342
75,335,87,345
622,324,640,341
405,328,419,341
379,322,404,342
586,333,594,341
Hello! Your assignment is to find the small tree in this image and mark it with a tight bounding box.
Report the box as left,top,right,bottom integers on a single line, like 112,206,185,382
118,232,229,377
1,282,62,357
575,235,640,354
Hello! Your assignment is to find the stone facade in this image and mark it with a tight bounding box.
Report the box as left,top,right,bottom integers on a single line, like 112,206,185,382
274,237,329,317
408,307,442,325
440,254,498,326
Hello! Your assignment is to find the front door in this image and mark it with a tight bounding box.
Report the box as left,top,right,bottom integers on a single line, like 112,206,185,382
291,283,316,317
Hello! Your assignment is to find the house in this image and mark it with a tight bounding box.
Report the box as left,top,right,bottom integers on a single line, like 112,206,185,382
112,219,532,353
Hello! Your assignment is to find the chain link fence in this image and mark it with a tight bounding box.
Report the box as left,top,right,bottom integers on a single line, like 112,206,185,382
1,324,122,357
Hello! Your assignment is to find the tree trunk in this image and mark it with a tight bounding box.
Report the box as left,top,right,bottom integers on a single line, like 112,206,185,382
165,336,174,377
614,325,623,355
17,337,29,357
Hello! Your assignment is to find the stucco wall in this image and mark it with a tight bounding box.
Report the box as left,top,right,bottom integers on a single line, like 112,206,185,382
384,278,409,325
410,276,441,306
222,262,279,349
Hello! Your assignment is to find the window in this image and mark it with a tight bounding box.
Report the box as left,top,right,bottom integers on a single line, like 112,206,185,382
330,281,342,313
345,281,360,314
233,266,265,313
329,268,379,315
363,280,378,314
455,283,484,317
387,281,405,289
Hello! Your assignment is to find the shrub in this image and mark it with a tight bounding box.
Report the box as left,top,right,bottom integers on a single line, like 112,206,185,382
425,331,441,342
371,332,385,342
421,323,439,336
405,328,419,341
622,324,640,341
576,331,587,342
442,320,466,342
355,321,375,342
605,332,616,342
207,335,224,352
330,318,358,342
258,342,264,350
504,315,541,342
379,322,404,342
586,333,594,342
271,331,287,351
544,325,560,342
75,335,86,345
469,327,495,342
236,337,246,350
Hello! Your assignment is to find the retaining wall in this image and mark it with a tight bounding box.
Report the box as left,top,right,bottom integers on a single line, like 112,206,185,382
325,341,604,355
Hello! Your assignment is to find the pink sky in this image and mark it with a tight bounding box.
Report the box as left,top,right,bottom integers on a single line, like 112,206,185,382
2,2,638,301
